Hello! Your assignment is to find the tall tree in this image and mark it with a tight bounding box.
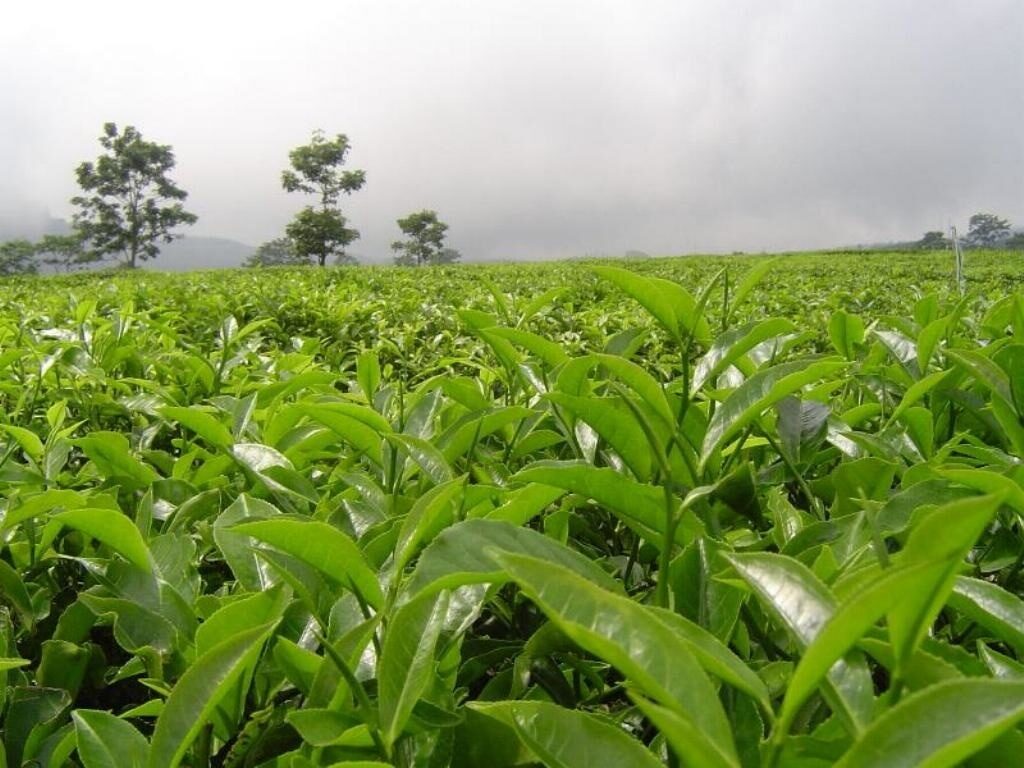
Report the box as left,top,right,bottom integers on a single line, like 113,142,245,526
0,240,37,276
282,131,365,266
71,123,197,268
966,213,1011,247
392,210,450,266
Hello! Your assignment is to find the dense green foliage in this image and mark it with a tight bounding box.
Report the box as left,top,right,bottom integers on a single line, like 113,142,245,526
391,212,458,267
245,239,312,269
0,250,1022,767
71,123,197,269
282,131,366,267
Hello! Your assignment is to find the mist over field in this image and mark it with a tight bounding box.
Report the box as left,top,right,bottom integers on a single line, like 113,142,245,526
4,4,1024,763
2,0,1022,265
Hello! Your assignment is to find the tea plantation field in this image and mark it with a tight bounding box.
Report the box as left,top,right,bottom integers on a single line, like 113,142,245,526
0,249,1023,767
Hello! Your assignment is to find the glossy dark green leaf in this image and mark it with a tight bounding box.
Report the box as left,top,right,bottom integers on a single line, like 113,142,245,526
593,265,711,345
836,679,1024,768
779,560,946,736
702,358,847,465
938,468,1024,515
149,621,277,768
356,350,381,399
297,402,388,465
483,483,565,526
949,576,1024,655
158,406,233,450
496,551,738,763
671,538,746,642
590,353,674,426
725,552,873,735
546,392,654,479
404,518,621,599
916,316,948,371
0,424,44,462
693,317,797,392
888,493,1003,668
73,709,148,768
631,694,740,768
394,477,465,573
483,327,570,368
455,703,545,768
75,432,159,489
386,433,455,484
888,369,952,424
232,518,383,609
831,457,898,516
37,640,91,697
195,589,287,655
0,488,87,531
828,311,865,360
235,445,319,505
0,559,36,630
286,708,358,747
438,406,533,463
5,686,71,768
648,604,770,712
946,348,1014,404
979,642,1024,679
379,590,450,746
78,595,179,655
514,460,701,549
56,508,153,571
777,397,829,464
211,495,281,591
510,701,663,768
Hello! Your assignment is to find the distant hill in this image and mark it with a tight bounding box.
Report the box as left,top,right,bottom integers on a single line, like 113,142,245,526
142,236,255,271
0,202,70,242
0,207,255,271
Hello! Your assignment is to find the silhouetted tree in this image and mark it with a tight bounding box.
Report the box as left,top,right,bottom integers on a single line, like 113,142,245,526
244,237,311,267
0,240,38,276
71,123,197,268
282,131,365,266
392,210,450,266
35,232,98,272
917,231,948,250
966,213,1011,247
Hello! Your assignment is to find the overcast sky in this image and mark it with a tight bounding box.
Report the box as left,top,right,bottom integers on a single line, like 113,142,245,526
2,1,1022,261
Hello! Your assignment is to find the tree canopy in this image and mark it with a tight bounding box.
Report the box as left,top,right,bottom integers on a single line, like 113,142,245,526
966,213,1011,247
0,240,37,276
282,131,365,266
71,123,197,268
244,237,310,268
917,231,948,250
34,232,98,272
392,210,453,266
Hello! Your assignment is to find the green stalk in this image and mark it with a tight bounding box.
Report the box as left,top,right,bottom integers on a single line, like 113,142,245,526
761,430,822,519
193,724,212,768
611,384,678,609
658,482,680,610
317,631,390,760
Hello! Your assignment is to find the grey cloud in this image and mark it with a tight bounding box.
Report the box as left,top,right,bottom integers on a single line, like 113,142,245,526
1,0,1021,263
